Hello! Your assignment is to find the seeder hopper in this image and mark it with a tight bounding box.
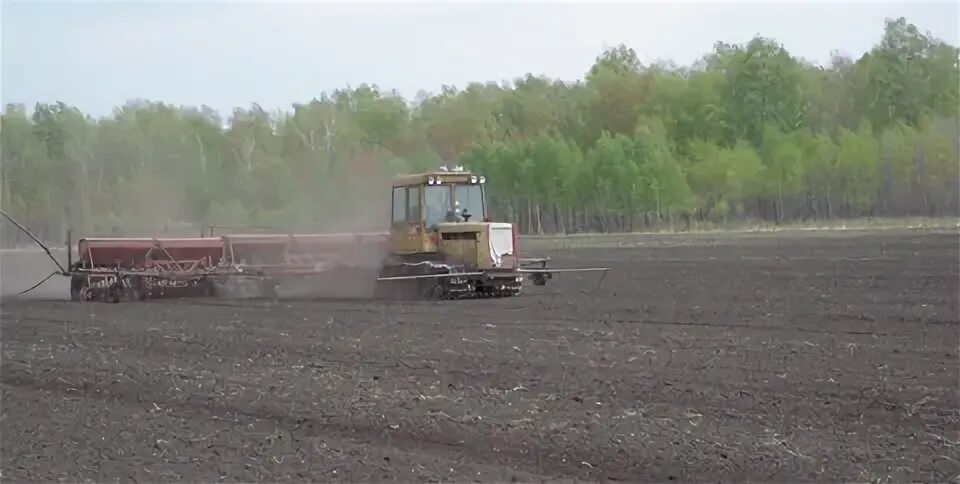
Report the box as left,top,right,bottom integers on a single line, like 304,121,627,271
69,237,224,302
32,167,608,303
67,232,392,302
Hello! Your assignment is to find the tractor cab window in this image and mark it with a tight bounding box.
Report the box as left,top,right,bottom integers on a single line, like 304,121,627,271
392,186,423,224
425,185,451,229
424,183,485,227
454,184,485,222
406,186,421,223
392,187,405,223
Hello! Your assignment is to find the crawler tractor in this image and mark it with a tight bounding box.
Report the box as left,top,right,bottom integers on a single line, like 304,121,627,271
373,167,606,299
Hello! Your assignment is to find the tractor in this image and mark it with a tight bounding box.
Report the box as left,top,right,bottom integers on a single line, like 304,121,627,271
373,166,604,299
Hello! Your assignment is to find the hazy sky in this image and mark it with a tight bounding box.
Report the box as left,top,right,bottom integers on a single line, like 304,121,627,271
3,0,958,117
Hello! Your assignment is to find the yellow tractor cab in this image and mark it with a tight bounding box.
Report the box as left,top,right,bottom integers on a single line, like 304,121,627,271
388,166,502,257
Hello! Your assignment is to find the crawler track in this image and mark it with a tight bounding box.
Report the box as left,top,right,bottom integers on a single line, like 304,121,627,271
375,259,523,300
2,230,958,482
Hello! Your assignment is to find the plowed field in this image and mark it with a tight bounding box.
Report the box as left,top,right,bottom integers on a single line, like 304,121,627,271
2,230,957,482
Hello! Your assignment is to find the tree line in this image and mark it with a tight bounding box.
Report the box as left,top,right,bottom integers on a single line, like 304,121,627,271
1,17,957,244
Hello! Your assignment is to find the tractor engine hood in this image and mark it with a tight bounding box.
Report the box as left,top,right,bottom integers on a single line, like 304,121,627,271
435,222,516,269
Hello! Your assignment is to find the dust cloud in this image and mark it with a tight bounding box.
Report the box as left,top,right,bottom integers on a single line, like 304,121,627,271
209,162,396,300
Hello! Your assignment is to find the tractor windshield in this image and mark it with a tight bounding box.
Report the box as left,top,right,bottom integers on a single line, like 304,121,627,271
454,183,485,222
424,183,486,228
425,185,452,228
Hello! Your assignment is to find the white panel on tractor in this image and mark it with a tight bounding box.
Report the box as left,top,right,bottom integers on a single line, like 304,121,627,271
487,223,514,268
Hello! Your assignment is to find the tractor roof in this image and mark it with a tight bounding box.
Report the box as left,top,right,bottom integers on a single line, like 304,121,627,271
392,167,484,187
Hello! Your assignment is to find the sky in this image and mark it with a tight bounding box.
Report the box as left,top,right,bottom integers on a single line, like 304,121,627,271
2,0,958,118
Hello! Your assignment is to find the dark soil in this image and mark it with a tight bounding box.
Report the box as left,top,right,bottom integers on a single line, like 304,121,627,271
2,230,958,482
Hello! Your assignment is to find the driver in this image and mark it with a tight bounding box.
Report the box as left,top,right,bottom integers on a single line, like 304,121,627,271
445,201,462,222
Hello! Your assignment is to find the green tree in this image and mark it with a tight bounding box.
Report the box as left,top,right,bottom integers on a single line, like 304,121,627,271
835,122,881,214
2,16,957,243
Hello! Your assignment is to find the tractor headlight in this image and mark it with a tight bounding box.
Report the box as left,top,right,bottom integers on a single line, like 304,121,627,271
470,175,478,184
428,176,435,185
479,176,486,184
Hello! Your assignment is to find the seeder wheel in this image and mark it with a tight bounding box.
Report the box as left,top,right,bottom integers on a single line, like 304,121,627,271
70,274,89,302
